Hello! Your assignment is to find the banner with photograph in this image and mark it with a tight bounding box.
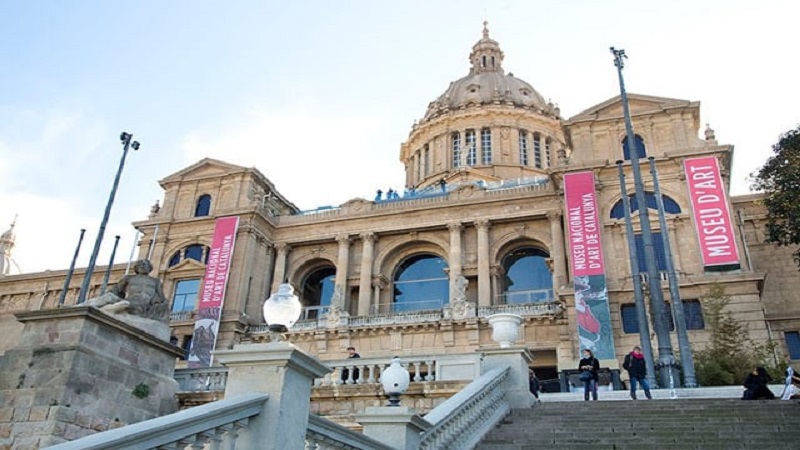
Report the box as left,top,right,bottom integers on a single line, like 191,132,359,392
563,171,615,360
684,156,740,268
187,216,240,368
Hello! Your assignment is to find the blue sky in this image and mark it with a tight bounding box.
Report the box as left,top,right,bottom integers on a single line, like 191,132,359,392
1,0,798,273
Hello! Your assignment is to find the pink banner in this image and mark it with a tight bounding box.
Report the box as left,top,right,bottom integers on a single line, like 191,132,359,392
684,156,740,267
563,171,615,360
564,171,606,276
187,216,239,368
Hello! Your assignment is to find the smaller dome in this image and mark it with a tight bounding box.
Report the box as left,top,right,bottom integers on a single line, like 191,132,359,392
420,22,553,124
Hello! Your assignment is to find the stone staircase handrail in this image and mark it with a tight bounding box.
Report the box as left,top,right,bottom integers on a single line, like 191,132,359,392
42,393,269,450
419,366,511,450
306,413,395,450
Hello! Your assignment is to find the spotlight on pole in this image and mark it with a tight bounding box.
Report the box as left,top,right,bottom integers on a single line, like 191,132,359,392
76,132,140,304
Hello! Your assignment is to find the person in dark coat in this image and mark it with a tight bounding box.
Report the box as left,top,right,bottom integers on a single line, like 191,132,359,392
578,348,600,401
623,346,652,400
529,369,541,402
340,346,361,384
742,366,775,400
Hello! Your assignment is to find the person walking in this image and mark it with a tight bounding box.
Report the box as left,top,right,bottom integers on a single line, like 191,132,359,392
623,346,652,400
529,369,541,403
578,349,600,401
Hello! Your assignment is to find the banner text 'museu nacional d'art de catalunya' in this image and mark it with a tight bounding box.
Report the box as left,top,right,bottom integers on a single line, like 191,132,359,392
187,216,239,368
683,156,740,269
563,171,615,360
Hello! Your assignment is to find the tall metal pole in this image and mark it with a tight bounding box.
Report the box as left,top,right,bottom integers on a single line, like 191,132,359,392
610,48,677,388
59,228,86,306
125,228,140,275
617,161,657,387
648,157,697,387
77,132,140,303
100,235,121,295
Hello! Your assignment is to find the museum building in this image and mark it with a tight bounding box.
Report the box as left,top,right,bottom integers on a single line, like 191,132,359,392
0,24,798,390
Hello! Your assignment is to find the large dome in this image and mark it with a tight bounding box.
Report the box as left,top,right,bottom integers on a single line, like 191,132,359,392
420,22,556,124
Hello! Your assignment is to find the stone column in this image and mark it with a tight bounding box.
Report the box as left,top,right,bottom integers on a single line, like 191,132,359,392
214,342,330,450
547,211,567,289
475,220,491,307
271,243,290,292
358,233,376,316
372,278,382,314
334,235,351,309
447,222,463,303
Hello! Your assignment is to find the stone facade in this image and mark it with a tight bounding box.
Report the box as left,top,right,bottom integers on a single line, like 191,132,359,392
0,24,798,388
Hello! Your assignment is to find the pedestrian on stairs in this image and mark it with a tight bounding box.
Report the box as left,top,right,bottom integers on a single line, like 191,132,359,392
529,369,541,402
623,346,652,400
578,349,600,401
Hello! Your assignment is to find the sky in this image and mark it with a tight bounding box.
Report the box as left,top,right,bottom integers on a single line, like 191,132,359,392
1,0,798,274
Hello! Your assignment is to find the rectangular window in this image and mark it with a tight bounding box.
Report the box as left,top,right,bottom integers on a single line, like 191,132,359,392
172,279,200,312
451,133,461,168
533,133,542,168
481,128,492,164
786,332,800,359
519,130,528,165
633,233,668,273
545,138,552,167
416,151,422,182
424,144,430,177
621,304,639,334
466,129,477,166
683,299,705,330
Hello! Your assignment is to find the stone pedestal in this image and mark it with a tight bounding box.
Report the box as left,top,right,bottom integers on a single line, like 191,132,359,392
480,346,534,409
0,306,183,449
214,341,330,450
356,406,431,450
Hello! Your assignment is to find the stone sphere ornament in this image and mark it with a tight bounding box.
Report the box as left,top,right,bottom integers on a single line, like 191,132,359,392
381,357,410,406
262,283,302,335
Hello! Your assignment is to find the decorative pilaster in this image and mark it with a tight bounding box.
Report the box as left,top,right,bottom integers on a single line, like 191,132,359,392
271,243,290,292
475,220,491,306
333,235,351,311
358,233,376,316
447,223,463,303
547,211,567,289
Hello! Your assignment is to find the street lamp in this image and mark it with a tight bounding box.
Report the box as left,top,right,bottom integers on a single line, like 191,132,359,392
381,357,410,406
262,283,302,341
610,48,679,388
77,132,140,303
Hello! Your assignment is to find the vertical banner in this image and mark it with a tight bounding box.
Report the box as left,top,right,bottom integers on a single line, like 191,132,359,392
684,156,740,268
563,171,615,360
187,216,240,368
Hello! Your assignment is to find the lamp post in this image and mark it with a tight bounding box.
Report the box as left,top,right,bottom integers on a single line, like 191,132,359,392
262,283,302,341
77,132,140,303
610,48,678,388
381,357,410,406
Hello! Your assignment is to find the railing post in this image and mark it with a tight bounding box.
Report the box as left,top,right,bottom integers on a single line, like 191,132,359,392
214,341,330,450
480,346,534,409
356,407,431,450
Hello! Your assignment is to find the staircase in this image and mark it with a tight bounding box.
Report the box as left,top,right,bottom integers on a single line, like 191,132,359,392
476,399,800,449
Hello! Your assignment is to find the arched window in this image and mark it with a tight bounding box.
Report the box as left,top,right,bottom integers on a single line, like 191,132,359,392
501,247,553,304
301,267,336,320
610,193,681,219
168,251,181,268
392,254,448,312
195,194,211,217
185,244,204,262
622,134,647,160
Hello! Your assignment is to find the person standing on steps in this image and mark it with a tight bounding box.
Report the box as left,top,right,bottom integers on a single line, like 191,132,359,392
529,369,541,403
623,346,652,400
578,348,600,401
340,346,361,384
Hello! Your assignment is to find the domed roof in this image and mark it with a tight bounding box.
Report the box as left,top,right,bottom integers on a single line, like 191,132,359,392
420,22,556,124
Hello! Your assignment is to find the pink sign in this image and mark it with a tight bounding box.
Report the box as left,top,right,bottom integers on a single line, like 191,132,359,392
563,171,606,276
187,216,239,368
684,156,740,267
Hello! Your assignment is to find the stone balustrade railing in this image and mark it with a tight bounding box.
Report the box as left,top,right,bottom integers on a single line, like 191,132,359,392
246,301,562,335
174,353,483,393
305,413,394,450
42,393,268,450
419,366,511,450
